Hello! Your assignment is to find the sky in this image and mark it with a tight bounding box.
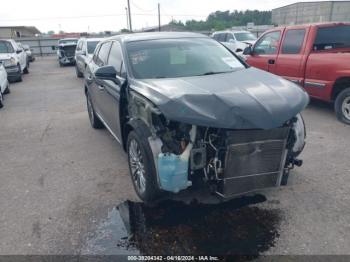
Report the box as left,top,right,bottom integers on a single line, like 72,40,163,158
0,0,337,33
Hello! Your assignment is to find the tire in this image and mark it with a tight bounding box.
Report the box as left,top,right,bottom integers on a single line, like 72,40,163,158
334,87,350,125
86,91,104,129
76,66,83,78
23,62,29,74
127,129,160,202
0,91,3,108
3,84,10,94
15,64,22,82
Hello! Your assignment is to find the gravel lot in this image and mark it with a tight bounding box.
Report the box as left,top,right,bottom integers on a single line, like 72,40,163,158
0,57,349,256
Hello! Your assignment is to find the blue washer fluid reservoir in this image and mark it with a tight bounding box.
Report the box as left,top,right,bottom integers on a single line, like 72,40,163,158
157,153,192,193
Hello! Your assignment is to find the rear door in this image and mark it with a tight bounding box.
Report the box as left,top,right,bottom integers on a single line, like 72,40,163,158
89,42,112,117
98,41,125,141
246,30,283,72
273,26,309,85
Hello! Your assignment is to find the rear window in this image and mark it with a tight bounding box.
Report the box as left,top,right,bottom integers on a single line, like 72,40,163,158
282,29,306,54
0,41,14,53
314,25,350,51
87,41,100,54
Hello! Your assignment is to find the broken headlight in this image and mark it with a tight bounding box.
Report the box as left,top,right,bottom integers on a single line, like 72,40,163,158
291,114,306,156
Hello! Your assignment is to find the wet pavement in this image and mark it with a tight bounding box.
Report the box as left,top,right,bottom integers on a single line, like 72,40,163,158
83,195,281,259
1,57,350,256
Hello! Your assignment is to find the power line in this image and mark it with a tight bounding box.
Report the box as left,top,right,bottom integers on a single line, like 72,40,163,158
130,1,157,13
0,13,208,23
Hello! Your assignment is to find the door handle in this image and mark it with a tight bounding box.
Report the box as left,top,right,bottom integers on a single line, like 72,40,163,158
268,59,275,65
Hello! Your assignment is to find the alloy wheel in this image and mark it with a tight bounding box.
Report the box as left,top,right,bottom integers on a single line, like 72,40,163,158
87,94,94,124
128,139,146,194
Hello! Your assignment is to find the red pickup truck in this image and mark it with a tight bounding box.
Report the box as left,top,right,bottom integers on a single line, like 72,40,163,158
244,23,350,125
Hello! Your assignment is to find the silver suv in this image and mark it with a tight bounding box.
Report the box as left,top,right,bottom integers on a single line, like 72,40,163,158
75,38,103,78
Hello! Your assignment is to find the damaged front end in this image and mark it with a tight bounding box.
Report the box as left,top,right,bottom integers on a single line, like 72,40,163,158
58,44,77,65
127,90,306,199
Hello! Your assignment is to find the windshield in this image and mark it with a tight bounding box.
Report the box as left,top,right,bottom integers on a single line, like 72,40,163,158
234,32,257,42
87,41,100,54
126,38,245,79
0,41,14,53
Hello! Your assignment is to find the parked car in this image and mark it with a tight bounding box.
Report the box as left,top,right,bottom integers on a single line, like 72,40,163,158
0,39,29,82
84,32,309,203
212,30,257,53
244,22,350,125
0,62,10,108
22,44,35,62
75,38,104,78
57,38,78,66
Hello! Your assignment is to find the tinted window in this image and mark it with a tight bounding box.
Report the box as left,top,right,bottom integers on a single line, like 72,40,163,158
108,42,123,75
87,41,100,54
96,42,112,66
282,29,306,54
126,38,245,79
0,41,14,53
254,31,281,55
314,25,350,51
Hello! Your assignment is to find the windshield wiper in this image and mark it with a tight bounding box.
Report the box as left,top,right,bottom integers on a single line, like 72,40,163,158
197,71,233,76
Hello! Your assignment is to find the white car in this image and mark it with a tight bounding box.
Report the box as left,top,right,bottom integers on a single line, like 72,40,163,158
0,39,29,82
212,30,257,53
0,63,10,108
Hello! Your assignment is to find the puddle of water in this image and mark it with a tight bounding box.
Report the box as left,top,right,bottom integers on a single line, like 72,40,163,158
83,195,281,259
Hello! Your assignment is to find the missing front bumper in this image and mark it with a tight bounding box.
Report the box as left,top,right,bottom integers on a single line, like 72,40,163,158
216,127,290,198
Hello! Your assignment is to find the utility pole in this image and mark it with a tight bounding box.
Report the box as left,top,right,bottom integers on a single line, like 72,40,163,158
125,7,130,30
158,3,161,32
127,0,132,32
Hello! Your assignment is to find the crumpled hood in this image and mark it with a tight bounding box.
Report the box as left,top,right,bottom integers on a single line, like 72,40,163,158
130,67,309,129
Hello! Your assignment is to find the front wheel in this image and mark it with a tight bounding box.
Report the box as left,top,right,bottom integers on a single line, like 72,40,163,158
23,62,29,74
335,87,350,125
127,130,160,202
3,84,10,94
0,91,3,108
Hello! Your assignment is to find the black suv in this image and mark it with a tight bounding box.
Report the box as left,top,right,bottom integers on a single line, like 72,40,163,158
84,32,309,203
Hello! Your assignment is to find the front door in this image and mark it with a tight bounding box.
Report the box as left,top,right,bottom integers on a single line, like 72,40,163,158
246,30,282,72
274,27,308,85
98,41,125,141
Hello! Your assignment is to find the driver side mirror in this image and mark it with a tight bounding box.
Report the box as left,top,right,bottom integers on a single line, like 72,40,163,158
16,49,23,54
243,46,252,55
95,65,125,85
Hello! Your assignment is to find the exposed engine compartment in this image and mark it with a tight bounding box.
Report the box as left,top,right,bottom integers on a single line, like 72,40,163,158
128,90,305,198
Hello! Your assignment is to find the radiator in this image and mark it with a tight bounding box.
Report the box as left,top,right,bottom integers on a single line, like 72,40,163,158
217,127,289,197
